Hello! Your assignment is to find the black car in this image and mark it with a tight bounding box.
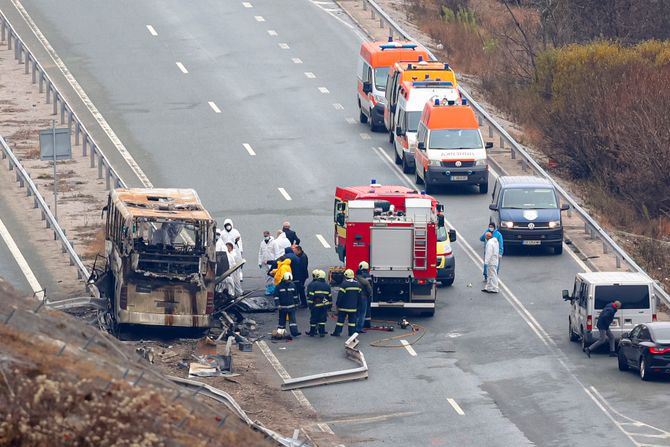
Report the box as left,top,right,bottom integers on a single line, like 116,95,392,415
618,322,670,381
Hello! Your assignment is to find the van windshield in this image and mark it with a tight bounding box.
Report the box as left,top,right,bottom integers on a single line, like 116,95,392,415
501,188,557,209
594,285,650,310
406,111,421,132
429,129,482,149
374,67,390,91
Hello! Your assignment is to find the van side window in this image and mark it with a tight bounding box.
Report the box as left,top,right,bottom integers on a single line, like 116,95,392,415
357,58,364,81
361,62,372,83
492,181,500,203
385,72,395,99
417,122,427,145
579,283,588,308
398,110,405,131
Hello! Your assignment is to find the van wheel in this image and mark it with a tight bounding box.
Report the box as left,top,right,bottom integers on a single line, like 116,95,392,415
569,318,578,342
359,107,368,124
402,154,412,173
479,182,489,194
618,351,629,371
394,146,402,164
580,328,587,352
415,167,424,185
554,244,563,255
369,110,380,131
389,130,394,144
425,177,434,194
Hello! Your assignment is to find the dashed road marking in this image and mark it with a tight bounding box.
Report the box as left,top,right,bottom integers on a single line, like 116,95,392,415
318,87,330,94
447,398,465,415
254,15,265,21
346,117,356,124
0,217,43,299
304,72,316,79
268,29,278,36
242,1,253,7
333,103,344,110
175,62,188,74
278,187,292,201
242,143,256,156
278,43,290,49
316,234,331,248
146,25,158,36
208,101,222,113
292,58,303,64
360,133,371,140
400,339,417,356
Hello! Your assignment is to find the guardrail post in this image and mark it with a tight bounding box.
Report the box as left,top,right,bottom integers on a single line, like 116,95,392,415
33,196,38,208
105,165,111,190
82,133,87,156
90,144,96,168
75,122,81,146
615,255,621,269
488,125,493,139
67,111,73,133
24,53,29,74
379,17,383,28
32,61,37,83
39,72,44,93
511,147,516,159
7,32,12,50
18,173,24,188
389,27,393,40
46,81,51,104
590,228,596,240
499,135,504,149
584,222,589,234
14,39,19,60
602,241,609,254
98,157,104,179
8,159,13,171
362,0,367,11
60,102,65,124
371,7,375,19
1,20,6,42
53,92,58,115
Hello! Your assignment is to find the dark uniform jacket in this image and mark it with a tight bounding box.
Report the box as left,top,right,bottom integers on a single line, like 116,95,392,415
336,279,362,312
597,303,618,330
356,272,373,300
295,252,309,282
307,279,332,307
274,280,298,309
284,228,300,245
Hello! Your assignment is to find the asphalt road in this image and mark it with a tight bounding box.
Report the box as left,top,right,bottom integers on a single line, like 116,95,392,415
2,0,669,445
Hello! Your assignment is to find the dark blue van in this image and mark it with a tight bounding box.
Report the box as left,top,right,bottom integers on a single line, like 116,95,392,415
488,176,569,254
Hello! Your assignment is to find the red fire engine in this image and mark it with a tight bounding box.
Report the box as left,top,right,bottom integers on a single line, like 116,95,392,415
334,182,450,316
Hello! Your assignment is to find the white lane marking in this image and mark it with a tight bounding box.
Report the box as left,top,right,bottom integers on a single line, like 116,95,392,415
318,87,330,94
333,103,344,110
254,15,265,21
318,423,335,435
345,117,356,124
242,143,256,156
12,0,153,187
304,72,316,79
278,187,292,201
278,43,290,49
0,217,44,299
308,0,356,31
316,234,331,248
292,58,303,64
399,339,417,356
360,133,371,140
208,101,222,113
447,398,465,415
146,25,158,36
371,145,649,442
242,1,253,7
268,29,278,36
175,62,189,74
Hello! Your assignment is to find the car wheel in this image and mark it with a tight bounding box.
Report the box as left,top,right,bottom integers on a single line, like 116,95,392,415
394,145,402,164
479,182,489,194
402,154,412,173
569,318,578,342
442,277,454,287
415,166,424,185
359,107,368,124
554,244,563,255
618,350,629,371
580,328,587,352
640,357,652,381
424,173,434,194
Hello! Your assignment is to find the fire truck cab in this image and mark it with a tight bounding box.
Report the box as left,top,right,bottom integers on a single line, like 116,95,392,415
334,183,456,315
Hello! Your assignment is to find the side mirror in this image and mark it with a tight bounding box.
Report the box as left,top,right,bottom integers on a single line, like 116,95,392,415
488,204,498,211
363,81,372,94
448,229,457,242
417,142,425,150
562,289,571,301
560,203,570,211
485,142,494,149
336,202,346,212
395,126,404,137
336,213,345,227
390,104,396,113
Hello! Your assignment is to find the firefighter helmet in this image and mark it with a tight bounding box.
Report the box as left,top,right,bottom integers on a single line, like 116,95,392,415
312,269,320,279
358,261,370,271
283,272,293,281
317,269,327,280
343,269,355,279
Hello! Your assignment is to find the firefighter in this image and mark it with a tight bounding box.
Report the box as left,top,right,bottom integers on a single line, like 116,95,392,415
356,261,373,333
331,269,362,337
275,272,300,337
305,269,332,337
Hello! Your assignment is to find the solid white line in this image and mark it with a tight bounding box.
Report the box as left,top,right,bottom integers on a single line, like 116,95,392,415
318,87,330,94
242,143,256,156
257,341,316,410
0,217,43,299
278,43,290,49
304,72,316,79
242,1,253,7
333,103,344,110
399,339,417,356
278,187,292,201
254,15,265,21
447,398,465,416
146,25,158,36
208,101,222,113
12,0,153,187
175,62,188,74
318,423,335,435
292,58,303,64
309,0,355,30
268,30,278,36
316,234,331,248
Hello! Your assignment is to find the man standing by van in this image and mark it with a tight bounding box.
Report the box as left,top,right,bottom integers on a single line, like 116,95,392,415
482,232,500,293
585,300,621,357
480,223,503,281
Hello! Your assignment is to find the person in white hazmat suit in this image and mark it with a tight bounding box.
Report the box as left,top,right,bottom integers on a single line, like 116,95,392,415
482,232,500,293
214,229,234,297
271,230,292,259
225,242,244,297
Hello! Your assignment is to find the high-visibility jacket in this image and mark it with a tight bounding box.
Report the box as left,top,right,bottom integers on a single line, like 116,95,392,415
274,280,298,309
336,279,362,312
272,259,292,286
306,279,332,307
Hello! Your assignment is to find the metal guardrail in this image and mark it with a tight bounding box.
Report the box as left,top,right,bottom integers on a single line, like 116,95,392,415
357,0,670,307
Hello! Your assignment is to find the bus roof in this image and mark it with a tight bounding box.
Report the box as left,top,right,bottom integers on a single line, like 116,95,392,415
421,102,478,130
359,40,430,68
111,188,213,221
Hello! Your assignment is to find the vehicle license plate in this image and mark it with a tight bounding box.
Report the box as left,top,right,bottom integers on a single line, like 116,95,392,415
450,175,468,181
522,240,541,246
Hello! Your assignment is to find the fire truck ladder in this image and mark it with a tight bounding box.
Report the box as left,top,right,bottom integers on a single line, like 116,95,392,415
413,223,428,270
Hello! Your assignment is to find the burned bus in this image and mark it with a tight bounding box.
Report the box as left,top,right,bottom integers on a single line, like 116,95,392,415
95,188,218,329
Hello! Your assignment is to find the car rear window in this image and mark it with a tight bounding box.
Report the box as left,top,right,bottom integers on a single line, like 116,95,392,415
594,285,650,309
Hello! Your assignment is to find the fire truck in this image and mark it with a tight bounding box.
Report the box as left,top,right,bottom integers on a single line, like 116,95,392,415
334,182,455,316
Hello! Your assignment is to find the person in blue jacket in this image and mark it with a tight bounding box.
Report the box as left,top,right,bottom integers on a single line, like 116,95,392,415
585,300,621,358
480,222,503,281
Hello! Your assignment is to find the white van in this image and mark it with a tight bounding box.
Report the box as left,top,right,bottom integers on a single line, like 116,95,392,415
392,80,460,173
564,272,657,350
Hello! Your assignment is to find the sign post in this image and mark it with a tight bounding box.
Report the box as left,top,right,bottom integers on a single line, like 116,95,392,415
39,121,71,221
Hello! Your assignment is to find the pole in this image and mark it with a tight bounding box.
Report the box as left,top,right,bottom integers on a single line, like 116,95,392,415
51,119,57,221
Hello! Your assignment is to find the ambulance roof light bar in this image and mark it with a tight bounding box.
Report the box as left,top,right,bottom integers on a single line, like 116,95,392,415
412,81,453,87
379,43,418,50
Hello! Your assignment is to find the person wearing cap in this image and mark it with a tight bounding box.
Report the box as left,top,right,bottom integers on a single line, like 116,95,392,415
355,261,373,333
282,221,301,245
274,272,300,337
331,269,362,337
585,300,622,357
305,270,332,337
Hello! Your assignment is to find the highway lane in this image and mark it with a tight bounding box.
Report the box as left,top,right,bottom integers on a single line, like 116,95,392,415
3,0,668,445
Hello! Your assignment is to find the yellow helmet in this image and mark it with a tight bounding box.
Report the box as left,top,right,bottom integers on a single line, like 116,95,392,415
343,269,355,279
358,261,369,270
312,269,320,279
317,269,327,280
283,272,293,281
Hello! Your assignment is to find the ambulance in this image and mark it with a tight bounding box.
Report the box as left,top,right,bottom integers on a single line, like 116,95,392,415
357,40,429,132
392,80,461,174
384,61,458,141
413,99,493,194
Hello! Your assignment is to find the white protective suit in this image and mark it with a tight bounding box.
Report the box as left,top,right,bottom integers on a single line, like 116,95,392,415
228,247,244,297
484,237,500,293
271,232,291,259
220,218,243,280
258,236,275,267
